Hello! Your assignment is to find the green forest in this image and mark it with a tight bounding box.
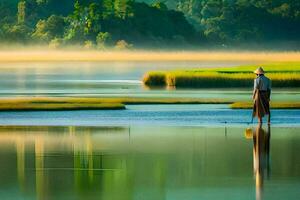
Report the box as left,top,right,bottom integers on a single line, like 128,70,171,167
0,0,299,49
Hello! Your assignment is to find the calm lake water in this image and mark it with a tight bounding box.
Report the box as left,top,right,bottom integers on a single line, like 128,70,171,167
0,125,299,200
0,104,299,126
0,61,299,200
1,61,299,102
0,61,234,96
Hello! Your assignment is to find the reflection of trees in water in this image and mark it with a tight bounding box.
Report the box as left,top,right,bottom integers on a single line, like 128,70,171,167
16,138,25,192
35,135,45,200
7,125,172,200
1,125,278,199
3,126,130,199
252,124,271,200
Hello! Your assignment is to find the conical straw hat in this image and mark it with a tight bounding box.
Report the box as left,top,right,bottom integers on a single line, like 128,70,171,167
254,67,265,74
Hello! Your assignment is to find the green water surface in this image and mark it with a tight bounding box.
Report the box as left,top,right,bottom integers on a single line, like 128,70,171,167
0,125,299,200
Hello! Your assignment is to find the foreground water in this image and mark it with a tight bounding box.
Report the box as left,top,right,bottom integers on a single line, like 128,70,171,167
0,125,299,200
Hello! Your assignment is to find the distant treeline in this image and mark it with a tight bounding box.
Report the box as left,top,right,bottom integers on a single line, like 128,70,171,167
0,0,299,49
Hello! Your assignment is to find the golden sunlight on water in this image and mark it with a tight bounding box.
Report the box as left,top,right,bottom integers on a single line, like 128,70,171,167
0,51,299,63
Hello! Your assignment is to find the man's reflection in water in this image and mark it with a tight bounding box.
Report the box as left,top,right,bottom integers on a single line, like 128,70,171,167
252,124,271,200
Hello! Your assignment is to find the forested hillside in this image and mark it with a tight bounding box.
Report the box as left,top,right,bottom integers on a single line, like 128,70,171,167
0,0,299,49
175,0,300,43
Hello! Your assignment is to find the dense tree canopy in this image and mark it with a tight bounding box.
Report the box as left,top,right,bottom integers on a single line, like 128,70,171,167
0,0,299,49
174,0,300,44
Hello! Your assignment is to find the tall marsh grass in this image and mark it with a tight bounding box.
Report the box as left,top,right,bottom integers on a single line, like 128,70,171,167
143,63,300,88
0,97,233,111
0,97,126,111
143,71,166,86
231,102,300,109
1,97,298,111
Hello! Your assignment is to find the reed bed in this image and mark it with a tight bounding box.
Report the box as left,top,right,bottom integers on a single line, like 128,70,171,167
211,62,300,73
0,97,125,111
143,71,166,86
0,97,232,104
0,103,126,111
143,62,300,88
144,71,300,88
0,97,233,111
0,97,298,111
230,102,300,109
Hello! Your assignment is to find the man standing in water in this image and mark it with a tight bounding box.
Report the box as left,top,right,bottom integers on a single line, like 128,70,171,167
252,67,271,124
